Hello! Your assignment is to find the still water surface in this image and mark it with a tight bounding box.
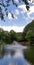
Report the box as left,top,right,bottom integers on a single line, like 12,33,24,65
0,41,31,65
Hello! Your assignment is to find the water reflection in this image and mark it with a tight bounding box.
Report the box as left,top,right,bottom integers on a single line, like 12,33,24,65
0,45,4,59
0,41,31,65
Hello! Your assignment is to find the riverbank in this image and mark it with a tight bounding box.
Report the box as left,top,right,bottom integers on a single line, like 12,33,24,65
24,45,34,65
19,41,30,45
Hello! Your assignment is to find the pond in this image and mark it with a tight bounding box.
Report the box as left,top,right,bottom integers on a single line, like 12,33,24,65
0,41,31,65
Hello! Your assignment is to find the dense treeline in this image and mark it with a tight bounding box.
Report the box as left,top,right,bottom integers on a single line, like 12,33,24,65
24,20,34,65
23,20,34,35
0,28,23,45
23,20,34,44
0,20,34,45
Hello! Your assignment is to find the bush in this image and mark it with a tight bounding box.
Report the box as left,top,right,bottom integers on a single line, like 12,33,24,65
24,46,34,65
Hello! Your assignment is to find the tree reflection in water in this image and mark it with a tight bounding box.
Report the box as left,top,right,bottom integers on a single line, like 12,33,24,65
0,45,4,59
0,41,31,65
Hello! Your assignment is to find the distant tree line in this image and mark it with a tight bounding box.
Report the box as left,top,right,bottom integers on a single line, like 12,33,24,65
0,20,34,45
0,28,34,45
0,28,23,45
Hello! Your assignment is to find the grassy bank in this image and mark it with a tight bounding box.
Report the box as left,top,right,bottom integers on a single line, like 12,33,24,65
24,45,34,65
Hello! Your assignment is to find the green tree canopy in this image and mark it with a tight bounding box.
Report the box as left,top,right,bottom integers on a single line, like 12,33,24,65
23,20,34,36
9,30,16,43
25,30,34,44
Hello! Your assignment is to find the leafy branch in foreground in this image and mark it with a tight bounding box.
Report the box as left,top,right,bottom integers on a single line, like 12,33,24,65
0,0,34,21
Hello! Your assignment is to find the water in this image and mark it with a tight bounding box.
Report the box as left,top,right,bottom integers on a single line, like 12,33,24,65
0,41,31,65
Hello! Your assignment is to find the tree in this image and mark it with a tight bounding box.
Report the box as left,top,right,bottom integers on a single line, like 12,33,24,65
0,28,10,44
9,30,16,43
0,0,34,21
0,28,4,41
16,32,22,42
25,30,34,45
22,33,26,41
3,31,10,44
0,28,17,44
23,20,34,35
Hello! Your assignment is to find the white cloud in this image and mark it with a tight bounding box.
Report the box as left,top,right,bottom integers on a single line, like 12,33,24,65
0,26,25,32
27,6,34,19
8,13,12,19
18,4,34,15
14,15,18,19
28,0,34,4
18,4,34,20
18,5,27,12
8,12,18,20
15,9,19,15
28,6,34,15
14,0,19,3
8,4,34,22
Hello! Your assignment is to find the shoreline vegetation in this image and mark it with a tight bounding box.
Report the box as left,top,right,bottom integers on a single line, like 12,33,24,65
0,20,34,65
0,20,34,45
24,45,34,65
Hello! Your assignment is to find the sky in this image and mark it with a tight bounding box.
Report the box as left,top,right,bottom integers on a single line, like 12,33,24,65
0,0,34,32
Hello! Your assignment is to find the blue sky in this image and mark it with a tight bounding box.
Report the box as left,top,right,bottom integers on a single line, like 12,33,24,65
0,0,34,32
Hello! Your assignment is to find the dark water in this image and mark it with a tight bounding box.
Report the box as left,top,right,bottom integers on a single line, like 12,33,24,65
0,41,31,65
